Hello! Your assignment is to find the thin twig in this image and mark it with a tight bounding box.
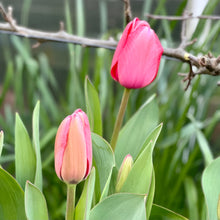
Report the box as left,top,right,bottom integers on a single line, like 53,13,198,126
183,62,195,91
123,0,132,24
146,14,220,21
0,3,8,21
0,4,18,31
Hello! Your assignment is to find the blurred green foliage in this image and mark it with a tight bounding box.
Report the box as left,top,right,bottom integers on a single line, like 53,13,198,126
0,0,220,219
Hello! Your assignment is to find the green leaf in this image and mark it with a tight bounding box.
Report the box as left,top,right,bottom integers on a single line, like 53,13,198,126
75,168,96,220
189,115,213,166
0,167,26,220
115,95,159,168
92,133,115,200
202,157,220,220
11,36,38,76
25,181,49,220
0,154,14,164
32,101,43,191
0,130,3,158
15,113,36,189
85,77,102,136
120,124,162,194
14,56,24,110
99,168,113,201
89,193,147,220
40,127,57,150
184,177,199,220
37,78,59,120
150,204,189,220
196,129,213,166
0,61,13,106
146,170,155,219
120,141,153,194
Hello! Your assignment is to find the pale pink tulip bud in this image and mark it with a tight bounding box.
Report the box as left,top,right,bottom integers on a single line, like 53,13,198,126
111,17,163,89
116,154,133,192
54,109,92,184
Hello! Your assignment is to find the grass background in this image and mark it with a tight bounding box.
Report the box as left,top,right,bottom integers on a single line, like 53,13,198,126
0,0,220,219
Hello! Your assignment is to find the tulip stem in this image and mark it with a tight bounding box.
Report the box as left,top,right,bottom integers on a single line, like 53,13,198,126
111,88,131,152
66,184,76,220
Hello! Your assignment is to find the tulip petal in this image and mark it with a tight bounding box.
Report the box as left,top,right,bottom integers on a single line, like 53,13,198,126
118,27,163,89
54,116,71,179
61,115,87,184
111,19,135,81
75,109,92,179
82,113,92,178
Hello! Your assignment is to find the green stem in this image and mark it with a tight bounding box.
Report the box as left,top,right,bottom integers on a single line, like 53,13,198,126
110,88,131,152
66,184,76,220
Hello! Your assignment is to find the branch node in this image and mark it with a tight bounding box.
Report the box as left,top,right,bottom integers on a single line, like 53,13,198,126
59,21,65,32
179,61,195,91
32,41,41,49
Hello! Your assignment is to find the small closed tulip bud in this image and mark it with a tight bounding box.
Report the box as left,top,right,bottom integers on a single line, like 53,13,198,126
115,154,133,192
54,109,92,184
111,17,163,89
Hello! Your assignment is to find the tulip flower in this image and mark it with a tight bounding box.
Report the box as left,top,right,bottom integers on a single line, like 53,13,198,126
116,154,133,192
54,109,92,184
111,17,163,89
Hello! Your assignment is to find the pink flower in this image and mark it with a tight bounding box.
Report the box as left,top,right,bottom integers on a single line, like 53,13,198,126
111,17,163,89
54,109,92,184
116,154,133,192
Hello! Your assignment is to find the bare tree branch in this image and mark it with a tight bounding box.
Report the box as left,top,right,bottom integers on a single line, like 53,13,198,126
0,22,117,50
146,13,220,21
0,3,220,89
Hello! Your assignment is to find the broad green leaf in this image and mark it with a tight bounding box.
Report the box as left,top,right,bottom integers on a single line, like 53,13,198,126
115,95,159,168
202,157,220,220
120,124,162,194
75,168,96,220
120,141,153,194
32,101,43,191
0,130,3,157
146,170,155,219
85,77,102,136
25,181,49,220
218,196,220,220
150,204,189,220
15,113,36,189
89,193,147,220
99,168,113,201
92,133,115,200
0,167,26,220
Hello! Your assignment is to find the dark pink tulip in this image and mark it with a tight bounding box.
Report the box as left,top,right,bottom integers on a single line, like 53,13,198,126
111,17,163,89
54,109,92,184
